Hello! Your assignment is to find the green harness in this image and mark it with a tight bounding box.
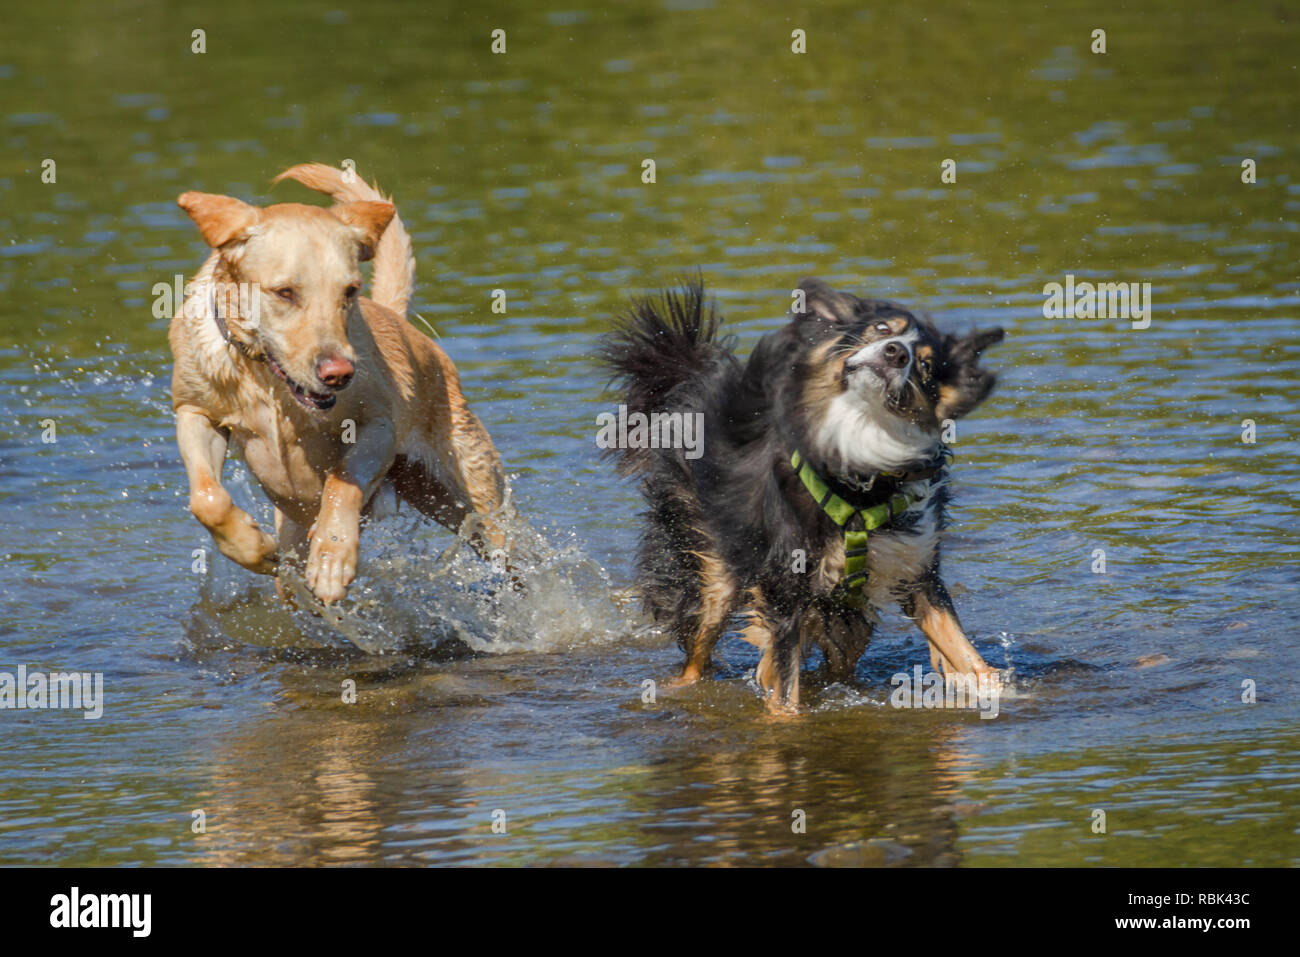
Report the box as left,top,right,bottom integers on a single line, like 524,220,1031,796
789,449,934,603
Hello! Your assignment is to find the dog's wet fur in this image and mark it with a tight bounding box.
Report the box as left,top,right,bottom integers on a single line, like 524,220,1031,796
170,164,510,605
601,278,1004,712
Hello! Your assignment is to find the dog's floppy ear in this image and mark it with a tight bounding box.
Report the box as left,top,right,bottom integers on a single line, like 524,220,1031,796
795,277,858,323
331,200,395,262
177,192,261,248
936,327,1005,421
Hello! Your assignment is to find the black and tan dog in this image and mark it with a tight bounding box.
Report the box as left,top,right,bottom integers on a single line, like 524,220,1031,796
601,278,1004,712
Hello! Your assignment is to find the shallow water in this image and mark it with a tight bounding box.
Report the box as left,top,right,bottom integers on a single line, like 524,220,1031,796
1,1,1298,866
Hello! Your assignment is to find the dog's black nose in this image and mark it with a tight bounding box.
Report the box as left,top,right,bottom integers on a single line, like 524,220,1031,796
882,341,909,368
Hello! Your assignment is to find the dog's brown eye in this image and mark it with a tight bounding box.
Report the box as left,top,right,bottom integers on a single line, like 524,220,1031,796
274,287,296,303
918,358,931,375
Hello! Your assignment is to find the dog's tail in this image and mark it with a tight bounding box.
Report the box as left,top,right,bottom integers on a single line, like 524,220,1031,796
273,163,415,316
598,279,729,473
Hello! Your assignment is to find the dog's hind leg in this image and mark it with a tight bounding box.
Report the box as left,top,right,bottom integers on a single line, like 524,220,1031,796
765,625,804,714
176,407,277,574
275,509,310,564
671,549,736,684
734,591,802,712
389,438,509,568
271,509,311,604
396,402,510,564
446,406,510,556
806,600,873,683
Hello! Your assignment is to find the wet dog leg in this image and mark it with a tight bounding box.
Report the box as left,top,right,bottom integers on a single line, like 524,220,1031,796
305,420,396,604
395,411,509,569
766,625,804,714
176,407,277,574
446,407,510,557
272,509,310,603
816,605,874,684
276,510,310,561
736,595,802,713
910,579,997,683
672,550,735,684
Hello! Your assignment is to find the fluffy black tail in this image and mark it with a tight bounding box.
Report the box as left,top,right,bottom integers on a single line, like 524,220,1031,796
598,279,730,473
600,279,725,412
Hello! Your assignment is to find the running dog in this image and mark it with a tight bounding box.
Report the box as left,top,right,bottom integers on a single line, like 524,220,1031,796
170,163,509,604
601,278,1003,711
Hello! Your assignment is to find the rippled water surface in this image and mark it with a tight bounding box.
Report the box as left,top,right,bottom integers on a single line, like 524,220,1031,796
1,1,1298,866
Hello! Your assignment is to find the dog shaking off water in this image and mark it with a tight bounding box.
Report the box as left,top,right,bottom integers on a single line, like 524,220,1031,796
170,164,509,605
601,279,1004,712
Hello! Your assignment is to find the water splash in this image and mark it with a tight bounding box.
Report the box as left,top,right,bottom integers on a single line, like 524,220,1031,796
198,503,632,658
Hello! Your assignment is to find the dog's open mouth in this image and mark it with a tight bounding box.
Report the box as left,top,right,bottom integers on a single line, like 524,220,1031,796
845,363,910,413
266,353,336,411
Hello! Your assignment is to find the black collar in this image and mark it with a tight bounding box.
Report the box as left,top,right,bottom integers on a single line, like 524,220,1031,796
209,285,261,363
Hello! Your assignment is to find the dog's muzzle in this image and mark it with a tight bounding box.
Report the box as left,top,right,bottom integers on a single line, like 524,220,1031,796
847,338,913,381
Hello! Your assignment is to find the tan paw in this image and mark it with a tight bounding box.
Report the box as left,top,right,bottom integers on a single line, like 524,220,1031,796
763,693,802,719
663,662,709,689
305,531,357,604
214,509,278,575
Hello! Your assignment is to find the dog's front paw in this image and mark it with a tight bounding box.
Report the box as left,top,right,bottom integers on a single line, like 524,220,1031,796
213,509,278,575
764,696,802,719
305,526,357,604
246,533,280,576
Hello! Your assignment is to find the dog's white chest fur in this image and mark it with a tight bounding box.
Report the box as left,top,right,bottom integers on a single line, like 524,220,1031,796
861,486,942,608
816,480,942,610
815,391,936,472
